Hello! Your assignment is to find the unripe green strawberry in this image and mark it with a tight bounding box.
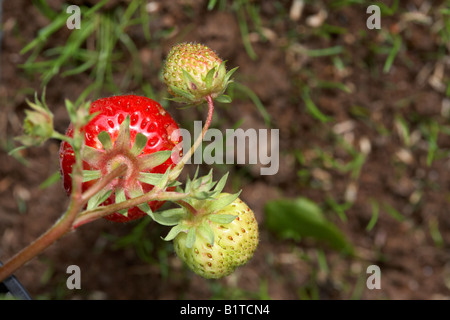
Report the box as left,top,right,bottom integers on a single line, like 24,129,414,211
163,42,237,104
172,194,259,279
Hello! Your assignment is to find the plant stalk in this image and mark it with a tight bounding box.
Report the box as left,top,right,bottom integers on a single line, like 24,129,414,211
169,95,215,180
0,164,127,283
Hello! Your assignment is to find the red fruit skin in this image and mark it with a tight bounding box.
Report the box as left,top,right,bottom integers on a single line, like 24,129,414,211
59,95,182,223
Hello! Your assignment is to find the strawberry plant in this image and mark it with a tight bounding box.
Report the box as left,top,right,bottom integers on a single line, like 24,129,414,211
0,43,258,285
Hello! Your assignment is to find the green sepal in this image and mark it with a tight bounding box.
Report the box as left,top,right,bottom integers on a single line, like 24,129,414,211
182,69,200,90
98,131,113,151
211,172,229,198
16,90,55,147
182,169,233,201
192,191,215,200
139,202,155,220
169,180,183,187
152,207,186,226
208,214,237,224
115,115,131,149
8,146,27,157
214,95,232,103
204,66,217,88
87,188,112,210
185,227,197,249
82,169,102,182
163,224,187,241
155,167,171,189
65,99,94,129
131,133,148,156
224,66,238,85
139,150,172,170
115,188,128,215
138,172,164,185
207,190,242,214
169,85,196,101
167,96,193,104
126,183,156,219
64,98,78,126
81,145,103,166
197,221,215,246
191,168,213,190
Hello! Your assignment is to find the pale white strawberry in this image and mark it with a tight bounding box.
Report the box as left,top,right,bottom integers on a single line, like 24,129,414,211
170,194,259,279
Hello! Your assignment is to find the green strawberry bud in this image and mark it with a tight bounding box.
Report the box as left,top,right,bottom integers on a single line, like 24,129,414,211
172,194,259,279
163,42,237,104
16,94,54,147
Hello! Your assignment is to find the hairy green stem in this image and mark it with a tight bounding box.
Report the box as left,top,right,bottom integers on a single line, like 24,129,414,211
169,95,215,181
73,190,190,228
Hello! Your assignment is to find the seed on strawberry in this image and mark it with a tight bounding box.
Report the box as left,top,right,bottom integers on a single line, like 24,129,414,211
163,42,237,104
171,194,259,279
59,95,182,223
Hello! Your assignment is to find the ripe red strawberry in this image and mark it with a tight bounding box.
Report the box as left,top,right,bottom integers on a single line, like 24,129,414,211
59,95,182,222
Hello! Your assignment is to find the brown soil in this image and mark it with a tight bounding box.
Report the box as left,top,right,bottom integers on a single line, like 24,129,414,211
0,0,449,300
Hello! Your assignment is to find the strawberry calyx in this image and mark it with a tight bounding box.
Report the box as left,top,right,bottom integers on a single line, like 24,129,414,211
161,179,259,279
81,115,173,216
163,42,238,104
160,169,242,245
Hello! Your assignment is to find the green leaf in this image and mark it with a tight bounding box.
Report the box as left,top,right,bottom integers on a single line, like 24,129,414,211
302,88,333,123
207,0,218,10
197,222,215,246
39,171,61,189
208,214,237,224
163,224,187,241
82,170,102,182
264,197,353,253
152,208,186,226
186,227,197,249
139,150,172,169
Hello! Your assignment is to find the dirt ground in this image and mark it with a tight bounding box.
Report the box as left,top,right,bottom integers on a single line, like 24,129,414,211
0,0,449,300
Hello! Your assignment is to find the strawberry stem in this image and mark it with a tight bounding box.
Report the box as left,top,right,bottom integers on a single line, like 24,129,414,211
73,190,190,228
176,200,198,216
169,94,215,180
0,164,128,283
